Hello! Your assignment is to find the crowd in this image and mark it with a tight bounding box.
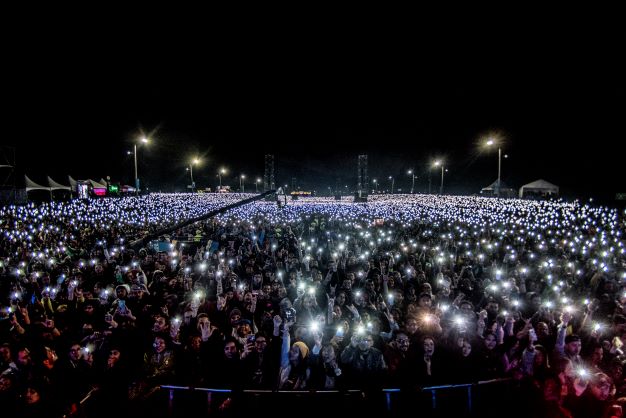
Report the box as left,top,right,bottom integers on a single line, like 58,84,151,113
1,193,625,417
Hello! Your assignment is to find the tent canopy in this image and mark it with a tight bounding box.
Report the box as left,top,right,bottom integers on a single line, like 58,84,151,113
47,176,71,191
88,179,107,189
480,180,517,198
519,179,559,198
481,180,515,192
25,175,50,192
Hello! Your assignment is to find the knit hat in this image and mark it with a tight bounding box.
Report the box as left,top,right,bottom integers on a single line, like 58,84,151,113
116,284,130,294
292,341,309,359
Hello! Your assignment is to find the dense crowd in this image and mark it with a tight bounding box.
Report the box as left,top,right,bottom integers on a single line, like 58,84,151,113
1,193,625,417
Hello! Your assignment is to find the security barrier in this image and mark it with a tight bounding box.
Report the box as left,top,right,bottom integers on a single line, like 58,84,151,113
61,378,521,418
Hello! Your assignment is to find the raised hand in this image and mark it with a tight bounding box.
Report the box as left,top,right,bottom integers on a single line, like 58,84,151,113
200,322,211,341
273,315,283,329
560,310,572,325
217,296,226,311
313,330,323,347
329,284,337,297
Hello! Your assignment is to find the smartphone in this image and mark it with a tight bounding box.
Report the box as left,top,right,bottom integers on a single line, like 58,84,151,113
118,300,126,311
335,326,345,338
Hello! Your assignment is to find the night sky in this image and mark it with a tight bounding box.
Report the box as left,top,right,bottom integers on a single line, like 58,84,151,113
3,24,624,203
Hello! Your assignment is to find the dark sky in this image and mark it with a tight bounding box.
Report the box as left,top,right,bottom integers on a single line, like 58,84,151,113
3,23,625,203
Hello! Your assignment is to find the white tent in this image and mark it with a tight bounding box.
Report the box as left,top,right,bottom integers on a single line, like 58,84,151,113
25,175,50,192
480,180,517,198
68,176,78,190
519,179,559,198
89,179,107,189
47,176,71,191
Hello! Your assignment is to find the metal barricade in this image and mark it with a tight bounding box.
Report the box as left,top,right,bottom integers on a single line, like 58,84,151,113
154,379,517,418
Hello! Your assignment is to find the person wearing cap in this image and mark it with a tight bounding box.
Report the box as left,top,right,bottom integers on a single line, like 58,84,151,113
558,334,584,367
128,283,150,313
114,284,130,303
554,309,584,368
232,318,255,347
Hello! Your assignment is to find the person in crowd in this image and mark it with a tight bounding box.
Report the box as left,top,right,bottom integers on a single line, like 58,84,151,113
340,329,387,389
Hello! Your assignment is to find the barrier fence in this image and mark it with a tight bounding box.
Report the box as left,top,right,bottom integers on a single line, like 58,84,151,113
152,378,517,418
63,378,525,418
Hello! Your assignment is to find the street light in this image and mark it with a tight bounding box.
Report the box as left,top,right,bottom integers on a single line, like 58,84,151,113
408,169,417,194
240,174,246,192
388,176,395,194
188,158,200,192
131,137,149,195
218,168,227,189
485,138,503,197
433,160,445,195
255,178,261,193
372,178,378,193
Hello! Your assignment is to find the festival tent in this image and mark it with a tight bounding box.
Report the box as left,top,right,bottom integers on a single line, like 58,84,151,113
519,179,559,198
88,179,107,189
480,180,517,198
25,175,50,192
47,176,71,191
68,176,78,190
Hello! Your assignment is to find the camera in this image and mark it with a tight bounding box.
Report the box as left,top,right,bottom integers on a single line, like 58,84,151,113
283,307,296,322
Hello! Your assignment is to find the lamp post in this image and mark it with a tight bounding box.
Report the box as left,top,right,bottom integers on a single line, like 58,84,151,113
433,160,445,195
485,139,502,197
372,178,378,193
389,176,395,194
131,137,149,195
255,178,261,193
218,168,226,189
188,158,200,192
240,174,246,192
408,169,417,194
